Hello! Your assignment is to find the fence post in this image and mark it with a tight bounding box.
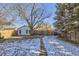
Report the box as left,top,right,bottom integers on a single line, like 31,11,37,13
70,32,71,41
75,31,76,43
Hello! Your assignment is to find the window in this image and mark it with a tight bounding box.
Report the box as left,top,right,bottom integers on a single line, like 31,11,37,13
19,30,21,34
26,30,28,34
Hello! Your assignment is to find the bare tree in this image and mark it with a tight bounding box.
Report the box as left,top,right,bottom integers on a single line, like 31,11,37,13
15,3,51,34
0,4,16,28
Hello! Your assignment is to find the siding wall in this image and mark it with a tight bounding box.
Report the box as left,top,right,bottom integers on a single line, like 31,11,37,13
18,26,30,35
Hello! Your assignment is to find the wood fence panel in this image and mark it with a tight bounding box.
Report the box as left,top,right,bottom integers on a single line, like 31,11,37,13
70,32,76,42
76,32,79,43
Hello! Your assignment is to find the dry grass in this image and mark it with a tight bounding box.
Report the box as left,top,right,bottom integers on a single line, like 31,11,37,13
0,30,14,39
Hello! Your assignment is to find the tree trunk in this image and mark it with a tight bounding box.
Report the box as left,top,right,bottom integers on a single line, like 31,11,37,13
29,26,34,35
39,37,47,56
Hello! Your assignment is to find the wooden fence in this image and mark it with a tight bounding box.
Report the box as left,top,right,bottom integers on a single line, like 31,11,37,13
62,31,79,43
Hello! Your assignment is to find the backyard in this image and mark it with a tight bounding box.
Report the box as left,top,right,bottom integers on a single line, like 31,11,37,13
0,3,79,56
0,35,79,56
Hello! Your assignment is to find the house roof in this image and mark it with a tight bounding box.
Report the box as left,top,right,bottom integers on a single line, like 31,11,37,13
17,25,29,30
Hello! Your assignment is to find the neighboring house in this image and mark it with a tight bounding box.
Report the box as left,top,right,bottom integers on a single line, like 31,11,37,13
17,25,30,36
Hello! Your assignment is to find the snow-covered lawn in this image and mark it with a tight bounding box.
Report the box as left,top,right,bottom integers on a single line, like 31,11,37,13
43,36,79,56
0,38,40,56
0,35,79,56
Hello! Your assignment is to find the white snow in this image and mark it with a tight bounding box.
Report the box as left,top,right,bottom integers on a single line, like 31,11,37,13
0,38,40,56
43,36,79,56
0,35,79,56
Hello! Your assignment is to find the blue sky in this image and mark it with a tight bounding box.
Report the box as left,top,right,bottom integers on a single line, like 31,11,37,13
43,3,56,25
13,3,56,28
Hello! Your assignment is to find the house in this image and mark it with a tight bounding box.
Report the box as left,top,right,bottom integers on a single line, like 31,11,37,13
17,25,30,36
